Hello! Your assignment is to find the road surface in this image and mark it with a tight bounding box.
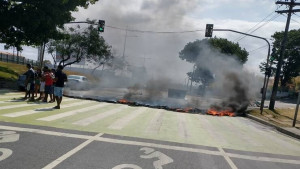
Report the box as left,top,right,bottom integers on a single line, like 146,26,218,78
0,90,300,169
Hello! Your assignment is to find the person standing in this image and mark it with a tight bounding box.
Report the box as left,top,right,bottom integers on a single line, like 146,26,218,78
34,68,42,97
23,64,35,101
53,65,67,109
38,68,45,100
50,68,56,103
42,67,54,103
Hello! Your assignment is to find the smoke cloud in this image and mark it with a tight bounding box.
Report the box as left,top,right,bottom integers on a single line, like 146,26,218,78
66,0,262,115
190,41,261,114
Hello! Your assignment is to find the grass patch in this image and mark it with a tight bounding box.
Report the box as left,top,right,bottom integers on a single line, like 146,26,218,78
247,108,300,128
0,61,27,81
0,61,94,82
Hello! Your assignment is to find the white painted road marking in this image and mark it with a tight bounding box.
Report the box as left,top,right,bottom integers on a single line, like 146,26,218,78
109,107,148,130
113,147,174,169
73,105,127,126
37,103,109,121
218,147,238,169
0,103,36,110
0,95,23,99
0,131,20,143
0,125,300,165
227,153,300,164
42,133,103,169
0,92,23,95
0,98,74,111
2,100,89,117
145,110,163,134
112,164,142,169
0,100,26,104
140,147,174,169
0,148,13,162
97,136,222,156
0,131,20,162
197,116,228,146
177,113,190,140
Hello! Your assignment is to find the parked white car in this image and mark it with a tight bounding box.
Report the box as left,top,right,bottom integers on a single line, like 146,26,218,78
65,75,90,90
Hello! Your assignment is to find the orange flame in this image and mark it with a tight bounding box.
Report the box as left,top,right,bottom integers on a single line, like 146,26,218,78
207,109,235,117
176,107,193,113
118,99,130,104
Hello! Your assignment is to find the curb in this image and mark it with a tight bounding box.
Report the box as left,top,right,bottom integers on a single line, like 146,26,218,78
246,114,300,140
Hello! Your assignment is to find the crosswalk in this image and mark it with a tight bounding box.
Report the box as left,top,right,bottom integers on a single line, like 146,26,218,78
73,105,127,126
38,103,110,122
108,107,148,130
1,91,300,157
3,99,87,118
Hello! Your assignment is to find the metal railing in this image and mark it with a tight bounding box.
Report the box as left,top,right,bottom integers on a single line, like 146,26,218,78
0,53,39,66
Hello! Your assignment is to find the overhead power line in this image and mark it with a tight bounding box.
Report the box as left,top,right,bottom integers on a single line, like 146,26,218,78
67,21,205,34
291,18,300,24
280,13,300,24
106,25,204,34
236,13,280,42
248,45,269,53
294,13,300,18
234,11,275,41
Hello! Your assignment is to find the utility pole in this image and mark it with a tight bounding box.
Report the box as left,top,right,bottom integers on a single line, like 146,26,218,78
269,0,300,110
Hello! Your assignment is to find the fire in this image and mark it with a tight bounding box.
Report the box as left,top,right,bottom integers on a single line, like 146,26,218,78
207,109,235,117
176,107,194,113
118,99,130,104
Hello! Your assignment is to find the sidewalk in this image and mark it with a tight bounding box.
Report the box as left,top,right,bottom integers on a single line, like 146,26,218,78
247,114,300,140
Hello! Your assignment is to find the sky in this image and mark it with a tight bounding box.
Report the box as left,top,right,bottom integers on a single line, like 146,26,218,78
1,0,300,79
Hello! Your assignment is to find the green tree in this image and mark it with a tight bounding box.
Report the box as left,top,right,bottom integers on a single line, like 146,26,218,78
0,0,98,51
260,29,300,87
48,21,112,69
179,37,248,86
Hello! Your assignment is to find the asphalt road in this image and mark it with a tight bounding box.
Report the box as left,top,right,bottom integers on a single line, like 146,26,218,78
1,124,300,169
0,90,300,169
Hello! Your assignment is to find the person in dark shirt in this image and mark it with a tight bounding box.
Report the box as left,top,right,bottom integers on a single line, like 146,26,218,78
53,65,67,109
23,64,35,101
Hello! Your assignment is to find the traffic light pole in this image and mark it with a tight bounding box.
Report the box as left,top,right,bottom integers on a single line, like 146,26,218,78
213,29,271,114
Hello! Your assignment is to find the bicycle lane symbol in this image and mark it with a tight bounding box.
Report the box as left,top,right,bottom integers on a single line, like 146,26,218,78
112,147,174,169
0,131,20,162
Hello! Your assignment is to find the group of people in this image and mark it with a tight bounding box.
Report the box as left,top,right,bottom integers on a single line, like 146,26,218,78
23,64,67,109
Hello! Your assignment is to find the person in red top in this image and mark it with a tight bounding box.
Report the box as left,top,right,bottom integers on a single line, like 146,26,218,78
42,66,54,103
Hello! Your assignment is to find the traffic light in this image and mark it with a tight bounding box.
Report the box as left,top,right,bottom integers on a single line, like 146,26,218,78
205,24,214,37
98,20,105,32
270,55,276,62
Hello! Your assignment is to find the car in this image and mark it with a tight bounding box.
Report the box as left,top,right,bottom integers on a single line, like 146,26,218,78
17,75,26,91
65,75,90,90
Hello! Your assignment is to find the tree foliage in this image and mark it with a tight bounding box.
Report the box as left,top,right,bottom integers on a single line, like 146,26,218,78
179,37,248,85
260,29,300,87
0,0,98,50
48,21,112,69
